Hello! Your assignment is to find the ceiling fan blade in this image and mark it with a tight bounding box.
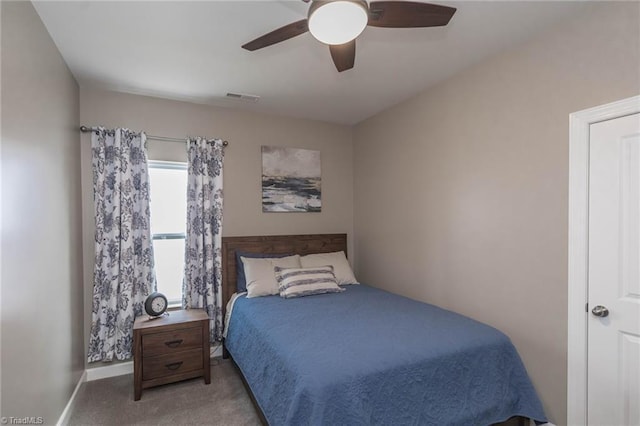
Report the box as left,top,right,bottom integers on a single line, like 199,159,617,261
329,40,356,72
242,19,309,51
368,1,456,28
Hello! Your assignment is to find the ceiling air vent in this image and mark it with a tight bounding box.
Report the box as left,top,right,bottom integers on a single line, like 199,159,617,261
226,92,260,102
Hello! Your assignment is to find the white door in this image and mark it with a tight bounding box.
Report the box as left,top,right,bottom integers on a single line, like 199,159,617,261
588,113,640,426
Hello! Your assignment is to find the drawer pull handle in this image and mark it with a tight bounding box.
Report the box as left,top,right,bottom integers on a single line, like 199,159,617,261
164,339,183,348
165,361,183,371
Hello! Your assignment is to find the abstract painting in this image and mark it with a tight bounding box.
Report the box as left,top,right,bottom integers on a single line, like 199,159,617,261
262,146,321,212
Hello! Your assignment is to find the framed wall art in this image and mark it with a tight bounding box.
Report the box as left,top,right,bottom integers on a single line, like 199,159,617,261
261,146,321,212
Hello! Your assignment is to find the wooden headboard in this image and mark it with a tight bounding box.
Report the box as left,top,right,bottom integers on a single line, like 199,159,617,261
221,234,347,317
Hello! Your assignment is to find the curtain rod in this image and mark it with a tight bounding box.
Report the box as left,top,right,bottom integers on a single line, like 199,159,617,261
79,125,229,147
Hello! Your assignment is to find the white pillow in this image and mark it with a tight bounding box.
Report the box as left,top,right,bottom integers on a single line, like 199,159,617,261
300,251,359,285
274,265,344,299
242,254,301,298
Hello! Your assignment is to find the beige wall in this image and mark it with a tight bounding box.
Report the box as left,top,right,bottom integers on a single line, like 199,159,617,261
1,1,84,422
353,3,639,425
79,88,354,367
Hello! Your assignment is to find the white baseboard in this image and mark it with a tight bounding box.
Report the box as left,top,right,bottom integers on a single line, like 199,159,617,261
57,362,132,425
56,370,86,426
85,361,133,381
210,344,222,358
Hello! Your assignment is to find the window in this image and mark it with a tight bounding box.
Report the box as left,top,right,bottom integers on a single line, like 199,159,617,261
148,161,188,306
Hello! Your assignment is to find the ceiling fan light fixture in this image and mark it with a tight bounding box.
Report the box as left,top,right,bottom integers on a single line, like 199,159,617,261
308,0,368,45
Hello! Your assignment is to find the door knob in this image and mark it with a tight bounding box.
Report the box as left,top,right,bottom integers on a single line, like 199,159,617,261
591,305,609,317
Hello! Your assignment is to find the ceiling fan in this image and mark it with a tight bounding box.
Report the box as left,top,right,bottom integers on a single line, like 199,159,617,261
242,0,457,72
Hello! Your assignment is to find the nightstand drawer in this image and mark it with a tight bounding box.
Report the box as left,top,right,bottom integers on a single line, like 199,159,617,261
142,348,203,380
142,326,202,357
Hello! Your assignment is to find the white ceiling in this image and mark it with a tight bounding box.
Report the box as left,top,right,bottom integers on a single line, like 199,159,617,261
33,1,587,125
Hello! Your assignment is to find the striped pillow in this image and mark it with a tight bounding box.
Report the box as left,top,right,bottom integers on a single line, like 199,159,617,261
274,265,345,299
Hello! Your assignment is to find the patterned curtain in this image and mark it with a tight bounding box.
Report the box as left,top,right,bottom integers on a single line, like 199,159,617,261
183,137,225,343
88,128,156,362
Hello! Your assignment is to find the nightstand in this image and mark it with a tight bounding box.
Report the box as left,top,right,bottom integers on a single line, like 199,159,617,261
133,309,211,400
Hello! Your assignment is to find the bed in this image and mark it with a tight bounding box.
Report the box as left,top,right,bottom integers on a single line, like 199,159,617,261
221,234,547,426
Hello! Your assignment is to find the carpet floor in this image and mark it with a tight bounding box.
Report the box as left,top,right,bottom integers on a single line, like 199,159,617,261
68,359,262,425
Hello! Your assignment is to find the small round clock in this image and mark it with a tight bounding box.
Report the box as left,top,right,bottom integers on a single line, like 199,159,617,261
144,292,168,318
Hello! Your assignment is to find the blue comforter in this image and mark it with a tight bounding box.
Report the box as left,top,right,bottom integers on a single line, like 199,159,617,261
225,284,547,426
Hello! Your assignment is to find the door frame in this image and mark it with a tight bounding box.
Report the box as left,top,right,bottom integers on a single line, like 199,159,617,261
567,95,640,425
